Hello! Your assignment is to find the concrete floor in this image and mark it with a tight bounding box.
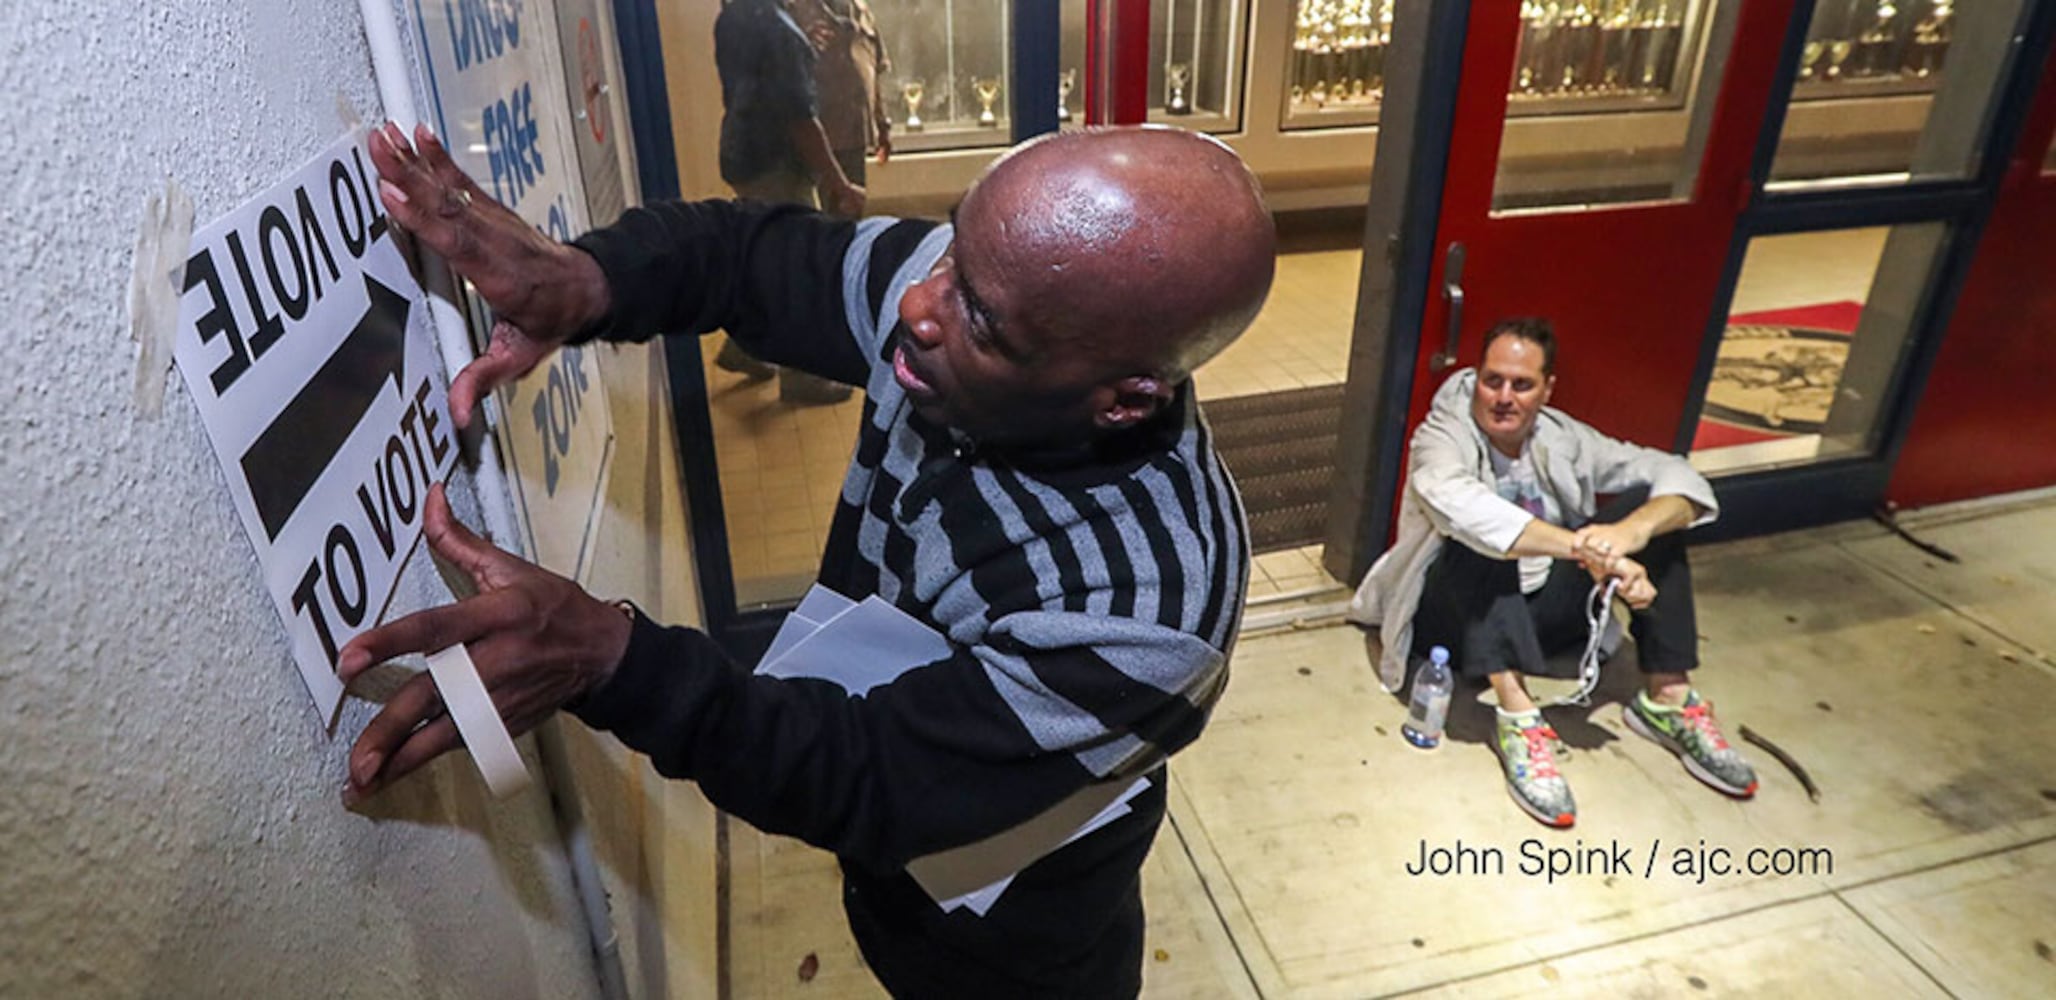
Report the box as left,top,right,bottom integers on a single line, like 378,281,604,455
724,493,2056,998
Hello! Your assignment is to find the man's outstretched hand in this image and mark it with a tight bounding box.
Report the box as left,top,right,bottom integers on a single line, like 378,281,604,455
368,121,612,429
337,483,632,805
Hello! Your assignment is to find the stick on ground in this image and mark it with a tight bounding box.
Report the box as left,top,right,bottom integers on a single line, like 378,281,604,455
1739,724,1819,803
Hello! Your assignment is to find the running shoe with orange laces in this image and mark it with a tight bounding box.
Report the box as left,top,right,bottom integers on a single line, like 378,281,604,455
1624,690,1759,797
1495,709,1576,827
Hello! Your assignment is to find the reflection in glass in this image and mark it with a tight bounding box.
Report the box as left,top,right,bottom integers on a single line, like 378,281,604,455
1688,224,1947,477
1769,0,2029,189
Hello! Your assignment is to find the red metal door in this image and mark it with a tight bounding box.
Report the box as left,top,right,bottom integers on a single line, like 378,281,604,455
1403,0,1795,447
1890,51,2056,507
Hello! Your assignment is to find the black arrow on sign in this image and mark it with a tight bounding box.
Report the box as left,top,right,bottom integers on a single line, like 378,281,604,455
241,274,412,540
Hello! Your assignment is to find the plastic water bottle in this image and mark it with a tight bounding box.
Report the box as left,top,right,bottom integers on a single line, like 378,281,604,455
1402,646,1453,749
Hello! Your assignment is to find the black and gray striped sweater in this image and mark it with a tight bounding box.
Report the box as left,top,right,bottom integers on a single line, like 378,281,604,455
569,199,1249,880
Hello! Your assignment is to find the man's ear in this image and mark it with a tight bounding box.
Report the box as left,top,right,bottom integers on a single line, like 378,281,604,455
1095,375,1176,429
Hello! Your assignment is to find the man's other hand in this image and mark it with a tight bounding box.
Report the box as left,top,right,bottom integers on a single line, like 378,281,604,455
1584,554,1657,609
368,121,611,429
336,484,632,805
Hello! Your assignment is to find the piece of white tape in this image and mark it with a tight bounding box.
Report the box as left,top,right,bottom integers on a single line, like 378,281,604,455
424,643,532,797
127,181,194,418
335,92,364,133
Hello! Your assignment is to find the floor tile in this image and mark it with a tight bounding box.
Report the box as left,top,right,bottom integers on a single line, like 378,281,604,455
1841,837,2056,998
1166,535,2056,996
1411,896,1945,998
1838,502,2056,668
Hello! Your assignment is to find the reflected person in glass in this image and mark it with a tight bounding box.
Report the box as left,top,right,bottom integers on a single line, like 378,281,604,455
712,0,865,404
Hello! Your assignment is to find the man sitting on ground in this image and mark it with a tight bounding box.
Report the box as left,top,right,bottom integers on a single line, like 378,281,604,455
1349,317,1756,828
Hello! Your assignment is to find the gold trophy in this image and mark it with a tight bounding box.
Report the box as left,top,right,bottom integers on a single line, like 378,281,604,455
1057,67,1076,123
1166,62,1191,115
973,76,1001,127
1825,39,1853,82
901,79,925,132
1909,1,1953,78
1799,40,1825,81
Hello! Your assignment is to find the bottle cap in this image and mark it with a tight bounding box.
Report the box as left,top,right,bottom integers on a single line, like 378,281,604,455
1430,645,1450,666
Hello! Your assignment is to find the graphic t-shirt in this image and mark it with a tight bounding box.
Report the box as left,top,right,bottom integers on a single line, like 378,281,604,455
1488,443,1560,594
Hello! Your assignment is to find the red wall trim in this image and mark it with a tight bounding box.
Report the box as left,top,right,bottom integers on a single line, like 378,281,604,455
1083,0,1149,125
1889,48,2056,507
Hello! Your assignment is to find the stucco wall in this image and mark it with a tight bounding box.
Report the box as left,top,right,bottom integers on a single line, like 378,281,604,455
0,1,715,996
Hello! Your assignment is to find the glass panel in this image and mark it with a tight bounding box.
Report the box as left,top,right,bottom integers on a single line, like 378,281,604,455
1768,0,2031,189
708,0,901,606
1282,1,1707,132
1688,223,1948,476
1489,0,1729,213
873,0,1015,152
870,0,1244,150
1282,0,1393,128
1505,0,1699,113
1145,0,1246,129
704,341,868,608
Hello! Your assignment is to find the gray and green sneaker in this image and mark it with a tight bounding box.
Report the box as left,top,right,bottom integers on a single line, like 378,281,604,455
1495,709,1576,828
1624,691,1759,798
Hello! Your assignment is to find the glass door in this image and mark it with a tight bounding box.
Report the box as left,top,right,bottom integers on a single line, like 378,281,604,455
1331,0,2054,575
1395,0,1783,470
1675,0,2047,532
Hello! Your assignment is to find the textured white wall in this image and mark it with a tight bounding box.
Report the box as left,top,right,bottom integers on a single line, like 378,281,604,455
0,0,715,996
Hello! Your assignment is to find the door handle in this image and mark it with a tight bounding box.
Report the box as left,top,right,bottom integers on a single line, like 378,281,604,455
1431,242,1465,372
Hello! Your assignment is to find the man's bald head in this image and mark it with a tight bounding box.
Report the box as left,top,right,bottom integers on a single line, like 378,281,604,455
957,126,1276,381
894,127,1275,447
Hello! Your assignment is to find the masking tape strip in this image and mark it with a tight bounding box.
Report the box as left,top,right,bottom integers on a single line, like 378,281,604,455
336,92,364,133
424,643,532,797
128,181,194,418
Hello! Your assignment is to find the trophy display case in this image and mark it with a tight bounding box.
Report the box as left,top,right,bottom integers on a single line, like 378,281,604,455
1285,1,1712,130
871,0,1248,153
837,0,2007,217
869,0,1016,153
1768,0,2026,187
1281,2,1957,131
1135,0,1249,131
1788,1,1958,99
